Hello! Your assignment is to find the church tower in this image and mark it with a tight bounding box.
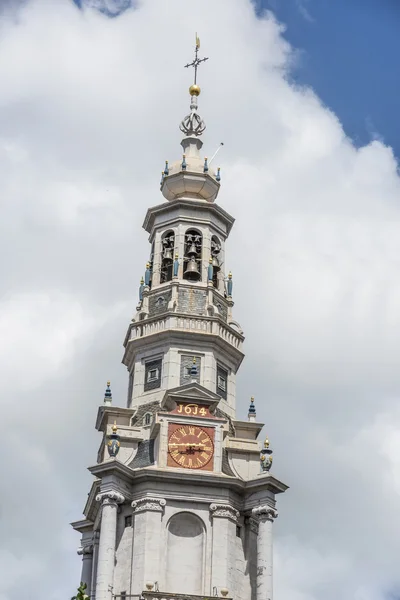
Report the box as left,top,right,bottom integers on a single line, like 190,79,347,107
71,37,288,600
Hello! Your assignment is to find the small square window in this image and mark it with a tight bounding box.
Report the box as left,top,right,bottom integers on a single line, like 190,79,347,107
216,365,228,399
217,375,226,391
144,358,162,392
147,368,159,382
124,515,132,528
143,413,152,426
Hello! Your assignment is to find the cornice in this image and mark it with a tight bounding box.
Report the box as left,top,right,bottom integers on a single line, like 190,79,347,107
95,405,136,432
143,199,235,236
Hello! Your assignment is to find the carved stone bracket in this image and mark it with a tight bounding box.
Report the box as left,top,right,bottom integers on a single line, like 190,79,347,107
131,497,167,514
77,544,93,557
251,505,278,522
96,490,125,508
210,503,240,522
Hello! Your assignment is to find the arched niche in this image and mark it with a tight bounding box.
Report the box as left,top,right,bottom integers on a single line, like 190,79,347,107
211,235,222,288
183,228,202,281
160,230,175,283
166,512,205,594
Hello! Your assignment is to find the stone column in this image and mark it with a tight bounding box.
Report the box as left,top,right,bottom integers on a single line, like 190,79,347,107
77,544,93,594
251,506,278,600
131,497,166,593
95,491,125,600
210,503,240,597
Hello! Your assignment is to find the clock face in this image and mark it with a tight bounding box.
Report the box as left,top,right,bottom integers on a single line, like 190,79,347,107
168,424,214,470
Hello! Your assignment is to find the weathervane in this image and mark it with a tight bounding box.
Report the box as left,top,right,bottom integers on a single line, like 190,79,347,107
184,33,209,86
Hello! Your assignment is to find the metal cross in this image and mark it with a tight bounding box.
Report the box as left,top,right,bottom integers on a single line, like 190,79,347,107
184,33,209,85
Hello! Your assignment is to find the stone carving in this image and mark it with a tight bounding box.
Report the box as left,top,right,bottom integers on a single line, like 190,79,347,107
131,496,167,513
252,505,278,522
95,490,125,507
77,544,93,556
209,503,239,522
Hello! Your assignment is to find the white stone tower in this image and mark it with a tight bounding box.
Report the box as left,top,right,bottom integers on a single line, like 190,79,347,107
71,37,288,600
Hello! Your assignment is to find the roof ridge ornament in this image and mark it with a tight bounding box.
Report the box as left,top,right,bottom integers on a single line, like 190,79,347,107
180,33,208,137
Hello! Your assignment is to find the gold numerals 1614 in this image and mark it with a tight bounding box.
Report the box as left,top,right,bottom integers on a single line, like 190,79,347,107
176,403,208,416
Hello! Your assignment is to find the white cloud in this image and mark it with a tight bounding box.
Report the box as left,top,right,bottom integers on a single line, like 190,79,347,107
0,0,400,599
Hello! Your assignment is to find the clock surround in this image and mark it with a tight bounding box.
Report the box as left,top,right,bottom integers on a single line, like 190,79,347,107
167,422,215,471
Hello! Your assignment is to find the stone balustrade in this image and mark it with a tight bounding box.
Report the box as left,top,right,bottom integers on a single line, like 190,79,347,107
129,313,243,350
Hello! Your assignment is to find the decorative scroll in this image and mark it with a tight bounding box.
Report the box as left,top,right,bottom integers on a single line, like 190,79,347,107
77,544,93,556
95,490,125,507
210,503,239,522
131,497,166,514
251,505,278,522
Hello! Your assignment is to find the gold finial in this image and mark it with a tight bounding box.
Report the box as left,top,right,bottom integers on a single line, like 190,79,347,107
112,420,118,434
189,84,201,96
107,380,110,386
175,252,179,259
228,271,232,279
146,262,150,269
196,32,200,49
192,356,196,364
209,256,213,263
264,437,270,448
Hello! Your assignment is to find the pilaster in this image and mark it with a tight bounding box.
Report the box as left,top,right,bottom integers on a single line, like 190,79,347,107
252,505,278,600
210,503,239,597
131,497,166,594
95,491,125,600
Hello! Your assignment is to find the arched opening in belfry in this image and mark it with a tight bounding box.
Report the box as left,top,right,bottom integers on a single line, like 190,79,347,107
166,512,205,594
160,230,175,283
183,229,202,281
211,235,221,288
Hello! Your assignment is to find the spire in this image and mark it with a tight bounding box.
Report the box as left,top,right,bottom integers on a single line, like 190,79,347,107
159,35,221,203
180,33,208,138
248,396,256,422
104,381,112,406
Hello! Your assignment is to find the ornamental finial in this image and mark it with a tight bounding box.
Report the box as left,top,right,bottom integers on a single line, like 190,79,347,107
104,381,112,406
260,436,273,472
180,34,208,137
107,420,121,458
248,396,256,422
190,356,198,378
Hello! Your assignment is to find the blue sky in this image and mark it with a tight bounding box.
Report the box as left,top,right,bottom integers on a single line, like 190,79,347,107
72,0,400,159
260,0,400,157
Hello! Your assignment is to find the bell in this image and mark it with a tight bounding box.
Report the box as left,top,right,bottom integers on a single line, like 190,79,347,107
183,257,200,281
211,256,220,271
163,248,173,262
186,242,198,257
